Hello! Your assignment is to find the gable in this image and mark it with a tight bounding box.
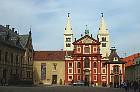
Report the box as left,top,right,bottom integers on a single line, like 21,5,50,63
82,37,92,43
73,35,100,45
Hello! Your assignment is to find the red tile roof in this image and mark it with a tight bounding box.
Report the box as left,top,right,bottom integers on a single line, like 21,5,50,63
33,51,73,61
122,53,140,67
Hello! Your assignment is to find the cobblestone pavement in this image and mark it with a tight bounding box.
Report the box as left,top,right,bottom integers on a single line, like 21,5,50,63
0,86,136,92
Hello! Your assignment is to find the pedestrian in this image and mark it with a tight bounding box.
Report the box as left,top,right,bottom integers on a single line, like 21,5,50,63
124,81,128,92
138,80,140,92
133,81,138,92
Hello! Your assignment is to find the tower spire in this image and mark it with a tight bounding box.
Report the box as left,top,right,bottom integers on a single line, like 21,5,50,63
64,13,73,51
98,13,109,35
64,13,72,34
97,13,110,58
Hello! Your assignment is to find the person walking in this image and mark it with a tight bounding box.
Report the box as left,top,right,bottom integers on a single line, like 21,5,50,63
133,81,138,92
138,80,140,92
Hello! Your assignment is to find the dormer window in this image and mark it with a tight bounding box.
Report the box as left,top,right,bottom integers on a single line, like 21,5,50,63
113,57,118,61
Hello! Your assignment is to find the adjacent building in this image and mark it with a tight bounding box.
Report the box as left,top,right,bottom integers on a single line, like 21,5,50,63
0,25,33,85
33,51,69,85
122,53,140,82
105,47,125,85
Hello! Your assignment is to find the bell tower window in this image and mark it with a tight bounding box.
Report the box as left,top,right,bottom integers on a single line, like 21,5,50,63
66,43,71,47
102,37,106,41
102,43,106,47
66,38,71,42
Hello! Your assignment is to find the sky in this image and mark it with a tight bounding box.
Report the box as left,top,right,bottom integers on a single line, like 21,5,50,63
0,0,140,57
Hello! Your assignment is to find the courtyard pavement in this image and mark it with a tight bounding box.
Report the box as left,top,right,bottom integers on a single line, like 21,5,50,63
0,85,136,92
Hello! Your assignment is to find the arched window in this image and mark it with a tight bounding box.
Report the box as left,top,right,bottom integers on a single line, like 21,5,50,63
77,62,81,68
93,62,97,68
113,65,119,74
84,58,90,68
102,37,106,41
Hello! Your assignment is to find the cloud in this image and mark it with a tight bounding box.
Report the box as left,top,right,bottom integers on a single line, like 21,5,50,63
0,0,140,57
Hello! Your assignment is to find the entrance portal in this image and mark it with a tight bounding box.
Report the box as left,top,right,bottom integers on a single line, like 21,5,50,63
52,75,57,84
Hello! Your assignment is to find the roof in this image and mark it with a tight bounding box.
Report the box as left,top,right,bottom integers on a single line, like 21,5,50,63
19,35,29,48
33,51,73,61
105,61,125,64
122,53,140,67
0,25,24,49
105,47,125,64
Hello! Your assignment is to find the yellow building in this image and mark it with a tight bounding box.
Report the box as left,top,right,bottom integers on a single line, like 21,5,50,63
33,51,66,85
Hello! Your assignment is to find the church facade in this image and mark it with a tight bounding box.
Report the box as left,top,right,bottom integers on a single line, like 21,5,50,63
64,13,125,86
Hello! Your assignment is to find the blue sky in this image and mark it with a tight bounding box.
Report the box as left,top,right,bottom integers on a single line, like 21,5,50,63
0,0,140,57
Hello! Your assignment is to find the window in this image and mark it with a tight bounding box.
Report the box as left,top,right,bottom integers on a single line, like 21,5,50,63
102,76,106,80
77,47,81,53
66,38,71,42
11,53,13,64
113,65,119,74
68,76,72,80
102,63,105,67
66,43,71,47
77,75,81,80
78,69,81,73
77,62,80,68
103,69,105,73
94,76,97,80
84,58,90,68
5,52,8,63
94,48,96,52
27,71,31,78
69,63,72,67
94,69,96,73
16,55,19,65
69,69,72,73
0,50,1,61
102,37,106,41
93,62,97,68
41,63,46,80
84,47,90,53
102,43,106,47
113,57,118,61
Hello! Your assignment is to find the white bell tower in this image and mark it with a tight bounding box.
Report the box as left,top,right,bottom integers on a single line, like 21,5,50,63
97,13,110,58
64,13,73,51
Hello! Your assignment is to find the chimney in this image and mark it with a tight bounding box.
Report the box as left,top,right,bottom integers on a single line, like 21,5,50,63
6,25,10,29
12,28,15,31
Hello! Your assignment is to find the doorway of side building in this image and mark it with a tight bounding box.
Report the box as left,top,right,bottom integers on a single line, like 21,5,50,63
85,75,90,82
52,75,57,84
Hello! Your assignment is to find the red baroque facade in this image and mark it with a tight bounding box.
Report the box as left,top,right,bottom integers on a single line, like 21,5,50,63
65,35,104,85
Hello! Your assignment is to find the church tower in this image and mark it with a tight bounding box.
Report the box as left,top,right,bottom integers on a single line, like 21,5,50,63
64,13,73,51
97,13,110,58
